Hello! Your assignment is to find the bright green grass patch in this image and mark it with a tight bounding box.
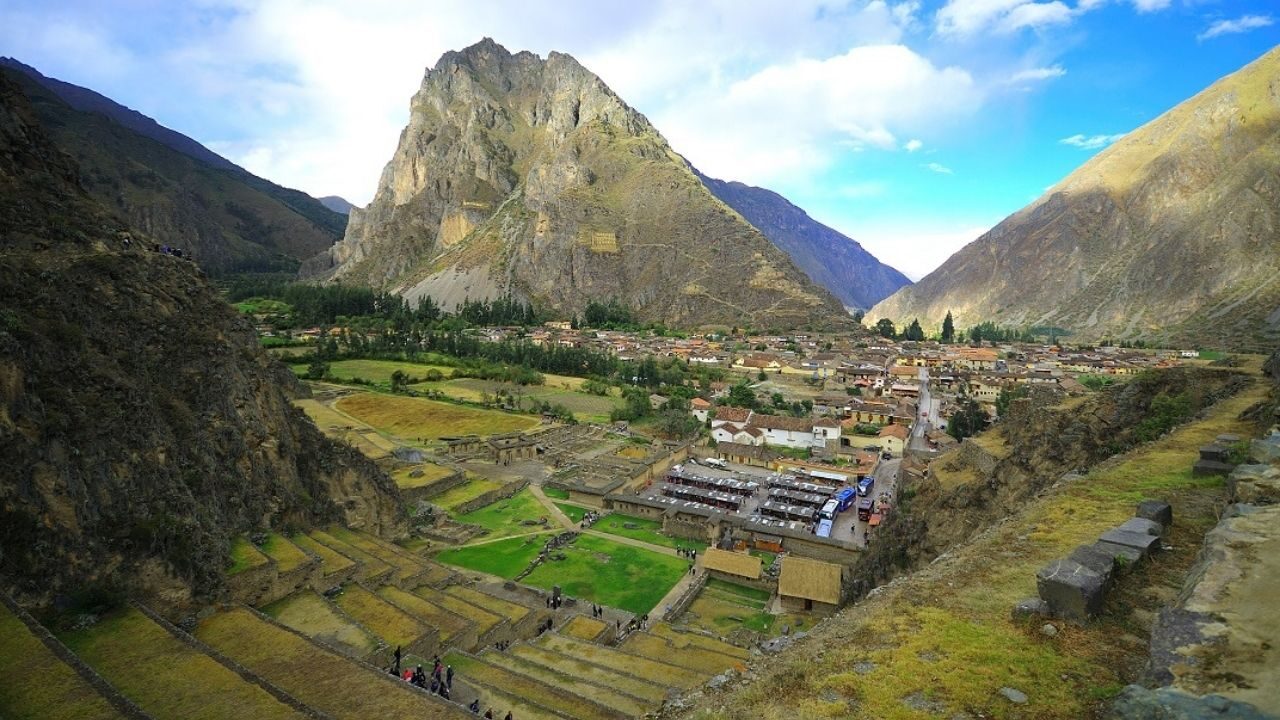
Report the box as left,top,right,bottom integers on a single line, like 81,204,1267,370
556,502,588,523
290,359,456,385
227,536,268,576
453,489,551,539
260,533,310,574
750,550,777,568
435,535,549,579
260,591,379,658
335,392,539,441
593,513,708,552
0,603,126,720
289,533,354,577
60,607,305,720
543,486,570,500
431,476,503,512
522,534,688,615
391,463,455,490
705,578,770,608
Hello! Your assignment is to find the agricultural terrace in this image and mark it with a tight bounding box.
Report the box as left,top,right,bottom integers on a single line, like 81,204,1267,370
681,578,800,638
334,392,539,440
592,514,709,552
412,377,620,423
390,463,455,491
428,475,503,513
452,489,554,541
521,535,689,615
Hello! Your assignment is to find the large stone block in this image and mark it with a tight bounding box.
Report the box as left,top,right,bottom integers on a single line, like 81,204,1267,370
1135,499,1173,528
1098,528,1160,558
1248,433,1280,464
1193,459,1236,477
1036,558,1107,621
1227,464,1280,505
1118,517,1164,537
1094,541,1144,568
1068,544,1119,585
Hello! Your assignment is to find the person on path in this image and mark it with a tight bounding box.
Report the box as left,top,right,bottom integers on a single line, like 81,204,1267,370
393,645,402,674
505,712,513,720
469,699,481,713
485,710,494,719
447,665,454,689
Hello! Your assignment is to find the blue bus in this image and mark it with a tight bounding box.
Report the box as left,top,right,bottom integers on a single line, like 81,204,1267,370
834,487,858,512
857,477,875,496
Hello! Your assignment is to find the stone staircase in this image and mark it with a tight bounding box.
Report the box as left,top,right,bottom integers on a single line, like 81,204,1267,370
1,526,749,720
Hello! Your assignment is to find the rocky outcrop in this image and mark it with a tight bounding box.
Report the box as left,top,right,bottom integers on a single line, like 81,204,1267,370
871,46,1280,350
0,72,404,611
696,172,910,309
0,60,345,275
314,38,847,328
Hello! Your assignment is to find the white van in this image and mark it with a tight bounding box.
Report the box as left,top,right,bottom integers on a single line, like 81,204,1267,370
816,518,833,538
703,458,727,469
819,499,839,520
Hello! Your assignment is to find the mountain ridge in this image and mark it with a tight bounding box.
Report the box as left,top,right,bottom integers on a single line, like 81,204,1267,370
312,38,850,329
869,46,1280,349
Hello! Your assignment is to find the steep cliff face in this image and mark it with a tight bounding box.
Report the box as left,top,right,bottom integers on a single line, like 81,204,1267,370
314,38,847,329
1,60,346,275
870,47,1280,350
697,172,911,309
0,73,405,609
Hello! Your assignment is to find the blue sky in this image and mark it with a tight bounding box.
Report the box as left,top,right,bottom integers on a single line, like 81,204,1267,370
1,1,1277,279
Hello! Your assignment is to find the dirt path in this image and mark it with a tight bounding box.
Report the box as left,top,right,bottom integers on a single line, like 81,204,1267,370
527,485,576,530
653,558,702,621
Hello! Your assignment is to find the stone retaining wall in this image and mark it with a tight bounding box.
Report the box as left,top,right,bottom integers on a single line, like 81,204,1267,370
453,479,529,516
400,469,467,505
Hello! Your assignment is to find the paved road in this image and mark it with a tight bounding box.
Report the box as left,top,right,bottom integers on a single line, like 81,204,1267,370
909,367,941,451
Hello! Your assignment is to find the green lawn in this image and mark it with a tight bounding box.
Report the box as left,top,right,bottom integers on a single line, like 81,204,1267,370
289,358,456,386
593,514,708,552
556,503,588,523
543,486,570,500
430,476,503,512
435,535,549,579
411,378,621,423
453,489,552,539
522,534,689,614
227,536,268,576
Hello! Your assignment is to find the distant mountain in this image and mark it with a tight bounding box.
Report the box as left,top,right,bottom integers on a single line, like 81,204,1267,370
314,38,846,328
319,195,355,215
0,58,347,274
871,47,1280,350
697,172,911,309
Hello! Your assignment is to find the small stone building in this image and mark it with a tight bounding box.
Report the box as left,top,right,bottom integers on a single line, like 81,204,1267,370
701,548,763,584
778,555,844,614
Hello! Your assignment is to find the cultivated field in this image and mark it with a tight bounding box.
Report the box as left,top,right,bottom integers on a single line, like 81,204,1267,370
334,392,539,440
453,489,553,540
434,535,549,579
522,535,689,614
290,359,456,385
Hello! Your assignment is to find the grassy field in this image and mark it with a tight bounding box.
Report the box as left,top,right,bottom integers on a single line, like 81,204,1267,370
562,615,607,641
227,536,269,576
556,502,589,523
61,607,306,720
682,579,795,637
289,533,354,578
260,533,311,574
523,534,689,614
536,634,703,689
593,514,709,552
435,535,548,579
543,486,570,499
453,489,551,539
693,376,1270,720
331,584,430,650
290,359,456,385
334,392,539,440
411,377,622,422
509,644,671,704
375,586,471,645
0,603,127,720
260,591,379,658
390,463,455,490
431,476,503,513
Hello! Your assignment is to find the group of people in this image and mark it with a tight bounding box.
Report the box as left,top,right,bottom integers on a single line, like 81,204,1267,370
678,547,698,561
578,510,602,529
535,617,555,636
588,603,605,619
469,704,513,719
545,594,565,610
391,648,453,700
492,639,512,652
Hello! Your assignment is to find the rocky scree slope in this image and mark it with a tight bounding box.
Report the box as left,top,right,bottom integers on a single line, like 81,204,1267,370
312,38,847,328
697,171,911,309
870,46,1280,350
0,73,404,612
1,59,347,275
850,368,1249,598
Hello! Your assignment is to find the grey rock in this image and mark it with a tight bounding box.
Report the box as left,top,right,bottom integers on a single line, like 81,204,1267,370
902,691,947,713
853,661,876,675
1040,623,1059,637
1248,433,1280,464
1094,540,1144,568
999,687,1028,704
1012,597,1050,619
1108,685,1271,719
1119,517,1164,537
1227,464,1280,505
1136,499,1174,528
1099,528,1161,557
1036,558,1107,621
1069,544,1122,583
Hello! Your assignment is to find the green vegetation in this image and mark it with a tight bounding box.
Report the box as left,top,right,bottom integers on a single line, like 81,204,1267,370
334,392,539,440
1080,374,1118,391
60,607,305,720
453,490,550,540
227,536,268,576
682,578,788,637
543,486,570,500
0,603,126,720
435,535,548,579
260,533,310,574
593,514,708,551
390,463,455,490
556,502,588,523
291,359,456,386
430,476,503,513
522,534,688,614
947,397,990,442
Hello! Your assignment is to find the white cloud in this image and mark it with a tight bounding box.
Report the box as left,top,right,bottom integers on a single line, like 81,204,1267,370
924,162,955,174
848,223,995,279
936,0,1074,36
905,139,924,152
1059,132,1125,149
1198,15,1274,41
658,44,979,184
1129,0,1171,12
1008,65,1066,83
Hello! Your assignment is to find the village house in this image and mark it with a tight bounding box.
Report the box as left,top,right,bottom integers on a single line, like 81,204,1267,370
690,397,712,422
877,423,910,455
778,555,845,614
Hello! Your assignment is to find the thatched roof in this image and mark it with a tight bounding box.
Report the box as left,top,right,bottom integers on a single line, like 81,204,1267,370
702,548,762,580
778,556,843,605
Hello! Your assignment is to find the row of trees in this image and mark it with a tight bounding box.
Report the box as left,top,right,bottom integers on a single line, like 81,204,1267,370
873,312,1039,344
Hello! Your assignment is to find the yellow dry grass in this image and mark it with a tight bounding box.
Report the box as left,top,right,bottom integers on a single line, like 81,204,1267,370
375,586,471,644
537,634,702,689
620,632,737,675
260,533,311,574
289,533,354,577
0,603,126,720
562,615,607,642
413,587,503,633
331,585,430,650
391,463,455,490
260,591,378,659
509,644,671,704
335,393,539,440
443,585,530,623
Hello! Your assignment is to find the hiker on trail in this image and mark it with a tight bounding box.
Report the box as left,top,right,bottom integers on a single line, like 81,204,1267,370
469,699,481,713
393,645,402,674
430,676,440,694
485,709,494,719
447,665,454,688
505,712,513,720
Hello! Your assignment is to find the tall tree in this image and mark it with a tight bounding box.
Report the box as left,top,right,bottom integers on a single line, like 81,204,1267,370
941,311,955,343
875,318,896,339
904,319,925,341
